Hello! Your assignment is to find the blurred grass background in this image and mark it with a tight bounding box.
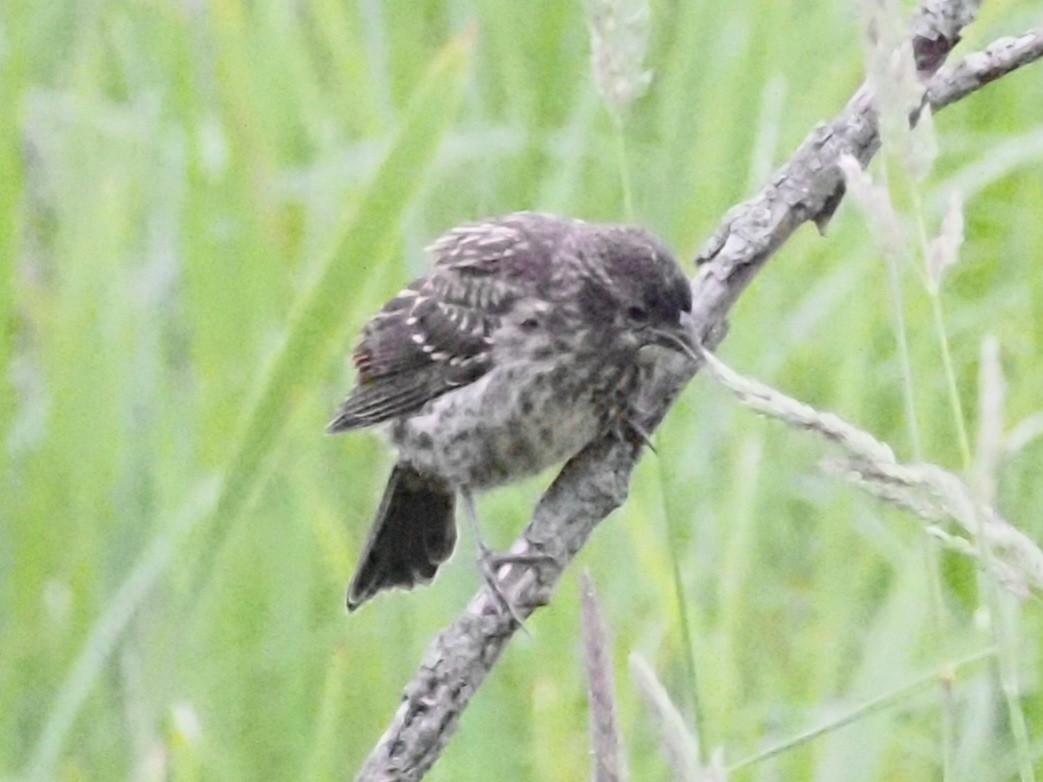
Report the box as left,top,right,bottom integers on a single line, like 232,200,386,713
3,0,1043,780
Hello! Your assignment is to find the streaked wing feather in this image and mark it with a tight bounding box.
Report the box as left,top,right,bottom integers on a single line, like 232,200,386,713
328,367,448,432
331,271,502,431
331,214,572,432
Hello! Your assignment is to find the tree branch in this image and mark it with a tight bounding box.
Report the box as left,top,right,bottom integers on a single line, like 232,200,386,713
354,12,1043,782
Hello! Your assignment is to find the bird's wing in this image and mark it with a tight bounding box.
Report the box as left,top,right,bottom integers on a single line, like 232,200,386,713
328,215,573,432
427,212,572,280
327,266,512,432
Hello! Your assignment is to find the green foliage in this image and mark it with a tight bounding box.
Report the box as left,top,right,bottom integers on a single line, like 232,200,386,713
2,1,1042,780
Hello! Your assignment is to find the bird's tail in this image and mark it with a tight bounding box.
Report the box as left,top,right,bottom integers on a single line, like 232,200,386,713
347,463,457,611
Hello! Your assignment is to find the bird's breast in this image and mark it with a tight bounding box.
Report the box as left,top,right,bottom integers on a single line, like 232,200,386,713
391,358,633,489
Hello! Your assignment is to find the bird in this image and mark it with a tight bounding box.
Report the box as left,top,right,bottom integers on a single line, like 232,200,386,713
328,212,694,613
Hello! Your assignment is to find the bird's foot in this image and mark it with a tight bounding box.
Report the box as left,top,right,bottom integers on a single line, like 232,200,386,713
475,540,537,629
462,489,552,628
609,414,657,455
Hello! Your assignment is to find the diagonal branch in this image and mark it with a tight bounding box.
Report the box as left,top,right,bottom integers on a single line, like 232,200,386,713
355,13,1043,782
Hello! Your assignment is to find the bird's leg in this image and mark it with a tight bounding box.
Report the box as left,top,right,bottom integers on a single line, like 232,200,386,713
622,416,658,454
607,407,658,455
460,489,552,626
460,488,527,626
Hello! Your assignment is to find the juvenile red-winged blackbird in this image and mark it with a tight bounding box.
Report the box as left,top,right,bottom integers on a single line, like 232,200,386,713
329,212,693,610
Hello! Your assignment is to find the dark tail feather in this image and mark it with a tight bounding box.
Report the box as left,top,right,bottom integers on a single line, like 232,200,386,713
347,463,457,611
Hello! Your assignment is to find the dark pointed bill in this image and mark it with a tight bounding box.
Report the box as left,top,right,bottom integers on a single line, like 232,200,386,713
648,326,701,363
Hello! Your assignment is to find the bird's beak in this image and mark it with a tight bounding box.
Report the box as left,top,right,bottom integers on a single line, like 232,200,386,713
647,315,699,362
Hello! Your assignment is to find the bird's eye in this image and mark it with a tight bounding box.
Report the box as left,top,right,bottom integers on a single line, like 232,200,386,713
626,305,648,322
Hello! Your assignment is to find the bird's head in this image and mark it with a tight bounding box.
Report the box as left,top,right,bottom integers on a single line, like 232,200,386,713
577,225,695,357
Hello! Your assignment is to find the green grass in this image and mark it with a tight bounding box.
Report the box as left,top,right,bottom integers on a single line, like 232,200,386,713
3,1,1043,780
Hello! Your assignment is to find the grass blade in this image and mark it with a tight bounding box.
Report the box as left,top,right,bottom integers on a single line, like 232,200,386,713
212,31,472,526
23,34,472,779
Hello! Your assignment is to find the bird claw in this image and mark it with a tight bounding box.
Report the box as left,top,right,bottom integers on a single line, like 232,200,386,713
610,415,657,455
485,549,557,568
475,544,531,631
